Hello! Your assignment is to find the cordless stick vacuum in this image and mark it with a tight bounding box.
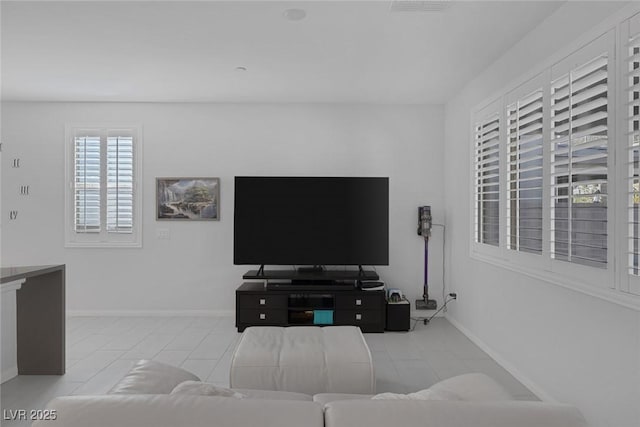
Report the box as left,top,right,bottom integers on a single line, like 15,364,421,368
416,206,438,310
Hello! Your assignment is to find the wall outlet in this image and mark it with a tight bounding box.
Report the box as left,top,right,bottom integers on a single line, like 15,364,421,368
156,229,171,240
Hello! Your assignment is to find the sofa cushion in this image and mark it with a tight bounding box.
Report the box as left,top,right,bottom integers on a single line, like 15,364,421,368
372,388,462,401
236,389,314,401
323,399,588,427
109,360,200,395
171,381,246,398
33,394,324,427
313,393,371,405
313,373,512,405
170,384,313,401
428,373,514,401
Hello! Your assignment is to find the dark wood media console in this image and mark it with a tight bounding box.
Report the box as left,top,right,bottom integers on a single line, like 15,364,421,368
236,269,386,332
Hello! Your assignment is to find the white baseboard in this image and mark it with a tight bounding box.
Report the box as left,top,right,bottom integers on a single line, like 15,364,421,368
67,309,235,317
445,314,556,403
1,366,18,384
410,310,445,318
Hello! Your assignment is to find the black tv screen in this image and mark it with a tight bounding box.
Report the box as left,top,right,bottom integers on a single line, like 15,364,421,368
234,177,389,266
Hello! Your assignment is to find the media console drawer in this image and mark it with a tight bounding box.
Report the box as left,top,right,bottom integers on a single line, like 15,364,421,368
335,309,382,326
335,294,382,310
238,294,287,309
237,309,287,325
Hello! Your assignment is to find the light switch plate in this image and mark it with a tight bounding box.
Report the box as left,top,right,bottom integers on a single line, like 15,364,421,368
156,229,171,240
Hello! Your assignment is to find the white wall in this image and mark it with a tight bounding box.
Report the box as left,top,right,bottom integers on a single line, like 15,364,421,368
444,3,640,427
1,102,444,314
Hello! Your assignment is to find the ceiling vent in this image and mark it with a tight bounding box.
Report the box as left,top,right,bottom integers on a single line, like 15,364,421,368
390,1,451,13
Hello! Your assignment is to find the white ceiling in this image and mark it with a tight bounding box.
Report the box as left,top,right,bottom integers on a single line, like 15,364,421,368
1,1,564,104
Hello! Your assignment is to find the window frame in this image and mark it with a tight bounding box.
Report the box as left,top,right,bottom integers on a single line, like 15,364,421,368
470,98,504,259
468,25,640,309
620,13,640,297
64,124,143,248
500,71,551,271
546,31,616,289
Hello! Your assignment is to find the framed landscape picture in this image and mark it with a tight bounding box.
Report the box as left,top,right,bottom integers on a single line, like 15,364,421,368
156,177,220,221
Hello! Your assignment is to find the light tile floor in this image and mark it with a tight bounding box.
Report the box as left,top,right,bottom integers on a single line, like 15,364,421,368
0,316,536,426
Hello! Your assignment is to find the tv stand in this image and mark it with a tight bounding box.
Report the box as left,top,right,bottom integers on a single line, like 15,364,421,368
236,268,385,332
267,282,354,290
242,268,379,282
297,265,325,274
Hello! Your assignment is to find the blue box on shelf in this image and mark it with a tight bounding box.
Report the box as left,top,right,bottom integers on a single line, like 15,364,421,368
313,310,334,325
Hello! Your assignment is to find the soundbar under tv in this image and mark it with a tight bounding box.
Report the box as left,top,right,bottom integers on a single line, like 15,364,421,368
233,176,389,267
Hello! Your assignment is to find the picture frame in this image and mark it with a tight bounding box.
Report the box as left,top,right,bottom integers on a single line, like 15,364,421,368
156,177,220,221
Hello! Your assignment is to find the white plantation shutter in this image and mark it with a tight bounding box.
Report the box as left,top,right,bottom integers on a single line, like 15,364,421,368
74,136,101,232
468,21,640,304
550,50,609,268
627,16,640,295
506,87,544,254
474,103,501,247
107,136,134,232
66,125,141,247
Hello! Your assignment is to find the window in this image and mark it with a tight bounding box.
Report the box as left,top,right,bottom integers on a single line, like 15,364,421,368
506,84,544,255
74,135,101,232
627,14,640,295
65,125,142,247
550,50,609,269
473,101,501,247
470,30,624,300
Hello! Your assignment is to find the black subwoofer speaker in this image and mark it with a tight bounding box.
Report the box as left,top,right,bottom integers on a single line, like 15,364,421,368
385,300,410,331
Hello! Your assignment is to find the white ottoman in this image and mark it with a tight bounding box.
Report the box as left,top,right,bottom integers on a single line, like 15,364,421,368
230,326,375,395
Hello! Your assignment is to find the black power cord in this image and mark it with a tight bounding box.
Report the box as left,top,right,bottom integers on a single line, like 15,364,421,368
410,293,457,331
431,224,447,313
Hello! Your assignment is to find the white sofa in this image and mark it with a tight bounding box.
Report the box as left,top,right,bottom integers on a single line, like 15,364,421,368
33,360,588,427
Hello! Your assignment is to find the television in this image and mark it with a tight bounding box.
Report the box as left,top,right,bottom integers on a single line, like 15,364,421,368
233,177,389,266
